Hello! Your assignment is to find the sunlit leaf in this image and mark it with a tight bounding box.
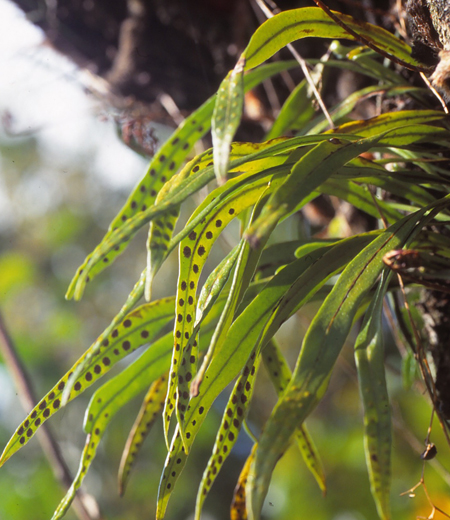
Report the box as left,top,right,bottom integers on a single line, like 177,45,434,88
0,298,174,467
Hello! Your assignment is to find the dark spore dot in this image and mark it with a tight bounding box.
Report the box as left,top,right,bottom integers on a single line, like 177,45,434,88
150,168,156,176
95,428,100,435
186,372,192,382
192,165,200,173
176,331,181,338
131,201,137,209
193,340,198,348
85,372,92,382
186,432,191,439
215,220,222,227
167,483,172,490
53,399,61,409
48,392,55,400
58,381,65,391
39,401,47,410
141,204,147,211
237,407,243,416
224,421,229,430
218,455,223,463
229,208,235,215
245,382,251,391
172,137,179,145
122,340,131,351
178,375,184,384
229,432,235,441
74,382,82,391
177,458,182,464
112,329,119,338
243,366,250,376
167,222,174,231
189,231,197,241
241,394,247,404
183,246,192,258
186,314,192,323
227,408,232,417
103,357,111,366
19,437,25,444
159,155,166,162
18,426,24,436
177,314,183,322
251,366,256,375
199,406,205,414
35,418,41,426
197,246,206,256
212,466,217,475
183,142,190,150
183,391,189,399
223,445,228,453
232,395,237,404
185,332,189,339
181,281,187,291
207,161,213,166
190,355,195,363
43,409,50,418
233,418,239,428
206,231,213,239
31,411,37,419
24,420,29,428
203,489,207,495
123,319,132,328
151,189,157,197
179,298,185,306
188,296,193,305
161,176,167,183
121,215,127,222
175,343,180,351
190,281,195,289
114,348,120,355
141,330,149,339
172,471,176,477
140,185,146,192
169,161,176,170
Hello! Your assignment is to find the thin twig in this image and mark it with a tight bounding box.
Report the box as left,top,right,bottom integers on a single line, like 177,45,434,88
254,0,335,129
0,311,103,520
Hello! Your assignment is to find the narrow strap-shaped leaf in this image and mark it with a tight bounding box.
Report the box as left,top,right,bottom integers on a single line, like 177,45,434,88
246,135,381,247
164,167,286,445
241,7,418,71
355,272,392,520
262,340,326,494
156,233,376,520
231,445,257,520
118,374,168,496
327,110,444,139
246,208,433,520
190,183,283,417
66,62,299,301
53,298,227,520
51,332,173,520
0,298,174,467
194,352,260,520
212,56,245,185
